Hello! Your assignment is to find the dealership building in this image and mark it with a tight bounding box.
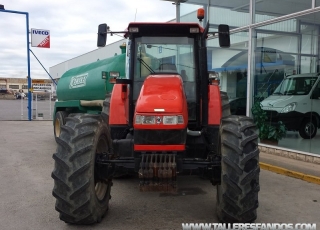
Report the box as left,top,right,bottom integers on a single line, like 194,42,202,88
50,0,320,158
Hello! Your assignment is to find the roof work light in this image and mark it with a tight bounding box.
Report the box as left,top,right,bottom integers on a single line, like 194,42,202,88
197,8,205,22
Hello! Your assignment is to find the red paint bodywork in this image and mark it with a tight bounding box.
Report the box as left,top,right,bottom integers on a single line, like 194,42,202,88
133,75,188,150
135,75,186,113
109,84,128,125
134,144,185,151
208,84,222,125
134,75,188,130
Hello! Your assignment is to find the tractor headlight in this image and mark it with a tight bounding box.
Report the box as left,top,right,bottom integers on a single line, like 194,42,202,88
163,115,184,125
135,115,155,124
280,102,297,113
135,115,184,125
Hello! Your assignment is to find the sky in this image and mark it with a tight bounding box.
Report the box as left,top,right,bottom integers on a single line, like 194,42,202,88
0,0,178,79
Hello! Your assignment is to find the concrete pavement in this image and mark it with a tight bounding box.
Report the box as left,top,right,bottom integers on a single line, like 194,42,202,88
0,120,319,230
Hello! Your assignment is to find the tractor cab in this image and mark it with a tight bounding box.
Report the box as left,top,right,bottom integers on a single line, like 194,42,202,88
96,20,232,155
128,24,198,122
98,22,229,130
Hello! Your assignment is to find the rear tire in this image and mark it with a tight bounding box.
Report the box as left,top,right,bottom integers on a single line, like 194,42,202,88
216,115,260,223
299,117,317,139
52,113,112,224
54,111,68,141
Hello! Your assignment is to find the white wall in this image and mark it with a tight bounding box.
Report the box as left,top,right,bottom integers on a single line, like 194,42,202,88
49,39,126,80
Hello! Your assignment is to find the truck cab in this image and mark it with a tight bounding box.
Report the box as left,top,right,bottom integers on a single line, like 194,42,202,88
261,73,320,139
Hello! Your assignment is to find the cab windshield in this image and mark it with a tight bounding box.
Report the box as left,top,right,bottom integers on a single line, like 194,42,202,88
273,76,317,96
134,36,195,77
133,36,196,119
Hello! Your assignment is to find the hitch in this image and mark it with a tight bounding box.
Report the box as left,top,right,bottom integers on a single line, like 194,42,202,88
138,154,177,192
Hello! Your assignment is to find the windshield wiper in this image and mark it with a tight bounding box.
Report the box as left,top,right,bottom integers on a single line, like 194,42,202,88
137,57,155,74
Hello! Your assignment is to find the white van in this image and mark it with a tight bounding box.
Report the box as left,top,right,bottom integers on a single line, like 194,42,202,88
261,73,320,139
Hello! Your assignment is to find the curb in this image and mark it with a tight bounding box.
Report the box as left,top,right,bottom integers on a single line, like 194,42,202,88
260,162,320,185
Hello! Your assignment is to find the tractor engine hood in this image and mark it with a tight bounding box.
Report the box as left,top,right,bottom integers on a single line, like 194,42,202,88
135,75,185,113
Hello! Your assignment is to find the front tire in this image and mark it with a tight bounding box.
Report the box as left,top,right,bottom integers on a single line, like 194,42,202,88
299,117,317,139
216,116,260,223
52,113,112,224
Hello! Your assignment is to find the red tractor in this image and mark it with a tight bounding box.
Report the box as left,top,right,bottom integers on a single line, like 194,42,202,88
52,19,260,224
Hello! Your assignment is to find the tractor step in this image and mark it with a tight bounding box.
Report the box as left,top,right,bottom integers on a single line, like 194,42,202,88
138,153,177,192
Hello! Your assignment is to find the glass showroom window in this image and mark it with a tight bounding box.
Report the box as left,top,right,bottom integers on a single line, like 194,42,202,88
208,31,249,116
180,1,250,28
252,11,320,155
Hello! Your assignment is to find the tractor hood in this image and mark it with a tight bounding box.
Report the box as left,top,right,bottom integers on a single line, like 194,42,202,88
135,75,185,113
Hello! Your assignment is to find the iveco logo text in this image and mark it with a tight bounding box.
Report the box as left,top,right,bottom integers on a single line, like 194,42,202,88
32,30,49,35
69,74,88,89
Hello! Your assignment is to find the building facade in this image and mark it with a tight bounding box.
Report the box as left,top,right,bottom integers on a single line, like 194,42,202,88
0,77,53,93
180,0,320,156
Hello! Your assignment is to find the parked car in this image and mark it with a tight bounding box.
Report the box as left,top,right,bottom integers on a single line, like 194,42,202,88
261,73,320,139
16,92,26,99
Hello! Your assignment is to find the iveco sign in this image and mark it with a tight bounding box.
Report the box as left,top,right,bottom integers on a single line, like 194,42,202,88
31,28,50,48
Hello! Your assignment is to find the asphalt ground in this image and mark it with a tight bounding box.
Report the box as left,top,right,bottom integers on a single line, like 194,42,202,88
0,120,319,230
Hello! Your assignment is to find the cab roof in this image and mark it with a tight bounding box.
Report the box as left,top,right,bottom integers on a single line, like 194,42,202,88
125,22,204,38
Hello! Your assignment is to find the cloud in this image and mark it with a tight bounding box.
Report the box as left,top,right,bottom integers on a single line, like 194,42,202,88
0,0,176,79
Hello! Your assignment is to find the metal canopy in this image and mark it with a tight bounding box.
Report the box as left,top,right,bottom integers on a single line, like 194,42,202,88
179,0,314,18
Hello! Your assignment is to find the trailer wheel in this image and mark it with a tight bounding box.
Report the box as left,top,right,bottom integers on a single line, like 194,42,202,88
54,111,68,140
299,117,317,139
52,114,112,224
216,115,260,223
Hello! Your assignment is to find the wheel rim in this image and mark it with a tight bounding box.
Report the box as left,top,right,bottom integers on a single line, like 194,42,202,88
95,135,109,201
305,122,315,136
54,118,61,137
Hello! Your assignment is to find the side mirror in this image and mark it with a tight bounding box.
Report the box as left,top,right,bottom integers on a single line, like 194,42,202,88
218,24,230,48
97,24,108,47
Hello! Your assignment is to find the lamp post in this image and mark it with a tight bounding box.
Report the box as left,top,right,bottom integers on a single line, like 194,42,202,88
0,5,32,121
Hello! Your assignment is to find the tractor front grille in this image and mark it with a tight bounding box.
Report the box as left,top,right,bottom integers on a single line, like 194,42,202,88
134,129,186,145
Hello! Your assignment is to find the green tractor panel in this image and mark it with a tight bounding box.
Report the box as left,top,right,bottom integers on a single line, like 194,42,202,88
52,20,260,225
